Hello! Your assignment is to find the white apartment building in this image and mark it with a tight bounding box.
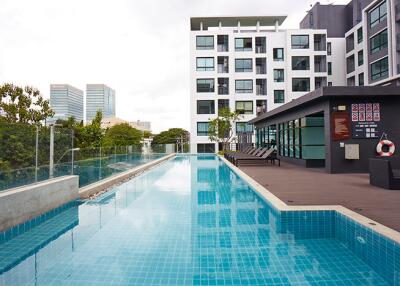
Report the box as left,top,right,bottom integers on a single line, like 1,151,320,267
190,16,330,153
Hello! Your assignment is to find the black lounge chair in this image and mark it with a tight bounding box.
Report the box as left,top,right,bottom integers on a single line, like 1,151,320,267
226,147,263,162
369,158,400,190
234,148,280,166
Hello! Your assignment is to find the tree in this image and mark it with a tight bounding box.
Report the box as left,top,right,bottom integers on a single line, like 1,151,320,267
152,128,189,145
103,123,142,147
143,131,152,138
75,110,104,148
208,108,241,152
0,83,54,124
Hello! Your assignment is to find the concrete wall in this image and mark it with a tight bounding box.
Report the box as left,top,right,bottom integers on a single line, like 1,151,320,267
326,96,400,173
0,176,79,232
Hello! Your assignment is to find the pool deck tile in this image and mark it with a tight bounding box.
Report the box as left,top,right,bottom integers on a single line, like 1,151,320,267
238,162,400,232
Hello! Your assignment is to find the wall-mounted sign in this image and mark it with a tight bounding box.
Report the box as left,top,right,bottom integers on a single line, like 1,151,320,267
332,111,350,141
351,103,381,138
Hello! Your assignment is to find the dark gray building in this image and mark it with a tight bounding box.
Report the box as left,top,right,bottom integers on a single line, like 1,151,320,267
249,86,400,173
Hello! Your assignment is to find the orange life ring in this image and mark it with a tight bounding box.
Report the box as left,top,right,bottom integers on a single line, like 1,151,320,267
376,140,395,157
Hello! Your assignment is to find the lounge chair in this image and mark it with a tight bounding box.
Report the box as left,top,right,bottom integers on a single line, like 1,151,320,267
234,148,280,166
226,147,262,162
369,158,400,190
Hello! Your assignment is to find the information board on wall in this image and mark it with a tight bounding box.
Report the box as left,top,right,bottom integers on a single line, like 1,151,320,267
331,112,350,141
351,103,381,139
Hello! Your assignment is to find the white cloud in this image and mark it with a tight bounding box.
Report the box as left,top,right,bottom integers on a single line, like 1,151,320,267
0,0,350,132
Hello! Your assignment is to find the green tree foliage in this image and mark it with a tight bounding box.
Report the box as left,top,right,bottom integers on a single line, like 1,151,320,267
152,128,189,145
0,83,54,124
76,110,104,148
143,131,152,138
208,108,241,151
103,123,142,147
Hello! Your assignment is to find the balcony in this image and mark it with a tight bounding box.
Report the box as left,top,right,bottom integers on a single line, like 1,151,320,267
256,58,267,74
346,34,355,53
255,37,266,53
315,77,327,89
396,3,400,22
314,55,327,73
397,34,400,52
256,79,267,95
217,56,229,73
256,100,267,115
314,34,326,51
217,35,229,52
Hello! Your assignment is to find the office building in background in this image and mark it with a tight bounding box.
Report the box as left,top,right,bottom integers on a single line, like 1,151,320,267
86,84,116,123
49,84,84,123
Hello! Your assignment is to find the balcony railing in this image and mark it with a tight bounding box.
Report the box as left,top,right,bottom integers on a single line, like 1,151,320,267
255,46,266,53
218,65,229,73
256,66,266,74
218,44,228,52
256,85,267,95
218,87,229,95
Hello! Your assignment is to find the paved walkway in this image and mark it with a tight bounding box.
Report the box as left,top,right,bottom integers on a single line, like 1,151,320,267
239,162,400,232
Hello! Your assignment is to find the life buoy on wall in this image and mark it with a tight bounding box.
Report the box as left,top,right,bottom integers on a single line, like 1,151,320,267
376,140,395,157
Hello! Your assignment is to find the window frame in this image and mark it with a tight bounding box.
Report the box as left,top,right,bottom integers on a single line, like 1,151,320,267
328,62,332,75
235,38,252,51
358,50,364,66
274,90,285,104
370,1,387,28
292,78,311,92
273,48,284,61
357,27,363,43
370,29,388,54
196,78,215,93
196,36,214,50
235,80,253,94
291,35,309,49
197,100,215,114
196,57,214,71
273,69,285,82
371,57,389,81
235,101,254,115
236,122,254,133
291,56,310,70
235,58,253,72
197,122,211,136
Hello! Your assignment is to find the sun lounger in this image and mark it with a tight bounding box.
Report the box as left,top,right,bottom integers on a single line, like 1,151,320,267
234,148,280,166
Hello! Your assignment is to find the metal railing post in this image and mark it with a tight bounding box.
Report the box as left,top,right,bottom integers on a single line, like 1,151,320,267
35,125,39,182
49,125,54,179
71,129,74,175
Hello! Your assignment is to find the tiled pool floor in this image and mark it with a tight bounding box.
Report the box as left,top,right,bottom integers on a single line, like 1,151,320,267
0,156,395,285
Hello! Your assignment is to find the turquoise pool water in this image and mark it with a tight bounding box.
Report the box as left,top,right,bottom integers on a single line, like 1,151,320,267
0,155,398,285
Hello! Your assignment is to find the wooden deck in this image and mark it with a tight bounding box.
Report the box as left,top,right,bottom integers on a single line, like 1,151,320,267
239,162,400,232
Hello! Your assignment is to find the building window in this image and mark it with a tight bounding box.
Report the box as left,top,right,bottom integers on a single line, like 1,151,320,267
346,33,354,53
370,1,387,28
235,38,252,51
274,90,285,103
273,48,284,61
218,99,229,113
346,55,355,74
347,76,356,86
196,36,214,50
217,35,228,52
197,143,215,153
256,79,267,95
255,58,267,74
196,57,214,71
197,122,210,136
358,50,364,66
328,62,332,75
235,101,253,114
357,27,363,43
371,57,389,81
292,78,310,92
327,42,332,55
292,56,310,70
197,100,215,114
255,37,266,53
358,73,364,86
236,122,253,133
273,69,284,82
235,59,253,72
217,78,229,95
370,29,388,54
291,35,309,49
328,82,332,86
197,79,215,93
235,80,253,93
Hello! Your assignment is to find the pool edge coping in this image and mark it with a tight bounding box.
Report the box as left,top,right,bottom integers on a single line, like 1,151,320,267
79,153,176,199
219,156,400,244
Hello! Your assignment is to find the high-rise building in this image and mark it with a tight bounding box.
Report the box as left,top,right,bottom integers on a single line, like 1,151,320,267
86,84,116,123
190,16,331,153
49,84,84,123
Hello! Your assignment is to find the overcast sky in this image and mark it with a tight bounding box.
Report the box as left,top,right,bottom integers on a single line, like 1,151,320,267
0,0,349,133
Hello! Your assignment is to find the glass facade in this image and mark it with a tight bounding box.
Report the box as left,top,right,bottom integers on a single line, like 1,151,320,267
196,36,214,50
50,85,84,123
235,59,253,72
235,80,253,93
196,57,214,71
371,57,389,81
86,84,115,123
370,1,387,28
291,35,309,49
197,79,215,93
370,29,387,54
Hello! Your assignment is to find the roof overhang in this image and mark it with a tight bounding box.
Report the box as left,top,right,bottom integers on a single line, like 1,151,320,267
190,16,287,31
249,86,400,124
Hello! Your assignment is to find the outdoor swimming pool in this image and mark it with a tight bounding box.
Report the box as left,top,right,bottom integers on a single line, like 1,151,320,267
0,155,398,285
